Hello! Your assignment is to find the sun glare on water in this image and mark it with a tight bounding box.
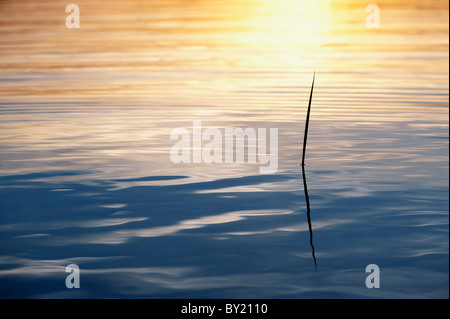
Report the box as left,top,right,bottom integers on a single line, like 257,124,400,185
247,0,332,48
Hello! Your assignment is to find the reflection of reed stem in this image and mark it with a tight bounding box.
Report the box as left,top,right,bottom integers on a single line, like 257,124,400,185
301,71,315,166
302,164,317,271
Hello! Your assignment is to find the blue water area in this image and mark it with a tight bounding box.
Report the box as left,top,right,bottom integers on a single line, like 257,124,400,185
0,162,447,298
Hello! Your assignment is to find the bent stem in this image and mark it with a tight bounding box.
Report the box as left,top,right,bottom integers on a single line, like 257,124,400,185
301,72,317,271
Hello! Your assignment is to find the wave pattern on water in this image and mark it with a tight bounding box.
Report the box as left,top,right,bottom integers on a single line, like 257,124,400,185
0,0,448,298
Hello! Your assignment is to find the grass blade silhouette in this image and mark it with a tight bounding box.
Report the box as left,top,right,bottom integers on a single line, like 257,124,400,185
301,72,317,270
301,72,315,166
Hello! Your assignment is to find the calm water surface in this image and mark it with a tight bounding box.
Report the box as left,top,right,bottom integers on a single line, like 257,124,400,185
0,0,448,298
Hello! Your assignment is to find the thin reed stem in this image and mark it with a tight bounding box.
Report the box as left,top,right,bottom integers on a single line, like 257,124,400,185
301,72,315,166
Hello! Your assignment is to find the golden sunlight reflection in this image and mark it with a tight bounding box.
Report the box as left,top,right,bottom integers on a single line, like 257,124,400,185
244,0,332,48
0,0,448,180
